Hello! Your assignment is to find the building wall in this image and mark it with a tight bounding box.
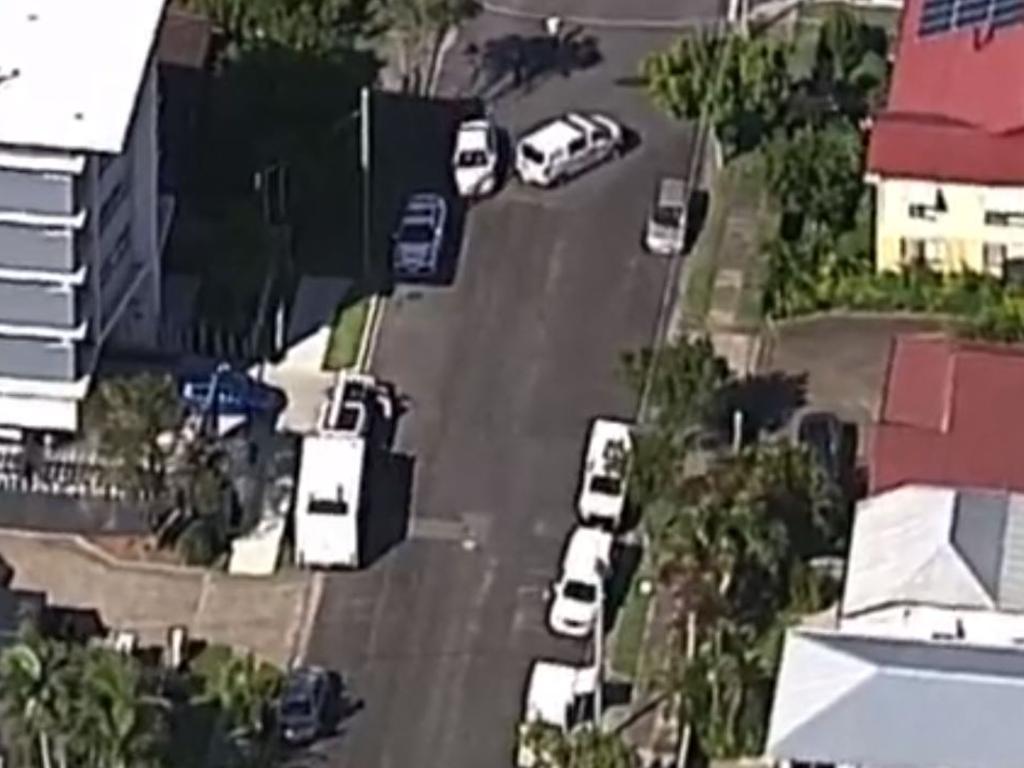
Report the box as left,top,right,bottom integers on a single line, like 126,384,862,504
874,176,1024,275
0,57,164,433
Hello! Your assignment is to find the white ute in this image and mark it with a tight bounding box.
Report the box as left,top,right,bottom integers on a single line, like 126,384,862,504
452,118,498,197
515,112,623,187
516,659,597,768
548,525,613,638
577,418,633,528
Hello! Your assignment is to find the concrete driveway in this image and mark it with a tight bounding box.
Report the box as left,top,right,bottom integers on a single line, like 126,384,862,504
759,315,944,442
302,11,698,768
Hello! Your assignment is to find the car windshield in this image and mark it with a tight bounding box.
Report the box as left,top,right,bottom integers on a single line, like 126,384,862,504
337,403,363,431
399,222,434,243
652,205,683,228
521,143,544,164
589,474,622,496
457,149,489,168
281,697,312,719
342,381,368,402
564,581,597,602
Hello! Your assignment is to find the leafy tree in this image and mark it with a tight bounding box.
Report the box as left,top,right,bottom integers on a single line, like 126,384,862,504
643,32,792,157
85,374,182,500
812,7,890,119
370,0,480,94
621,336,732,507
183,0,368,56
520,722,636,768
764,120,864,235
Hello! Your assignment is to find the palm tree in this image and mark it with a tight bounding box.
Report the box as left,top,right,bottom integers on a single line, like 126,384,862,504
0,634,76,768
69,647,166,768
192,645,281,744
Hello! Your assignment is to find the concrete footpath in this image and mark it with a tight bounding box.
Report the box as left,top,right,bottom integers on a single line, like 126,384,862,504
0,530,315,667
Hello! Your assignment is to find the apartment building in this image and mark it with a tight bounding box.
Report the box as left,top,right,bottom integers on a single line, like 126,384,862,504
0,0,171,434
865,0,1024,275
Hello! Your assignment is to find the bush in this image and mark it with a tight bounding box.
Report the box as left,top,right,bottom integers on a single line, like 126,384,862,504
177,516,228,567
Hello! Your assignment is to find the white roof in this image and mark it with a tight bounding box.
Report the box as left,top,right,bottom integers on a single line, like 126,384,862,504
456,120,490,151
0,0,167,153
524,660,596,727
843,484,1024,617
520,117,583,152
766,628,1024,768
563,526,612,576
296,434,366,515
586,418,632,465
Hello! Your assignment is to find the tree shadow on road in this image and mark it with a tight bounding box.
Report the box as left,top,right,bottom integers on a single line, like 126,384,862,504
471,28,603,102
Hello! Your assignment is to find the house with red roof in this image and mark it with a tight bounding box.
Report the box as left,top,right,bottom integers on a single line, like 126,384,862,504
865,0,1024,275
870,334,1024,493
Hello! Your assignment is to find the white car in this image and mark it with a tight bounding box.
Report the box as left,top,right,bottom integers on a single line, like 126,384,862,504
577,418,632,528
391,193,447,277
548,525,613,638
515,112,623,187
452,118,498,198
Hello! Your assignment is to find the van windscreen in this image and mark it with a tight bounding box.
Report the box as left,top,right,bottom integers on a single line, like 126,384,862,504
520,143,544,165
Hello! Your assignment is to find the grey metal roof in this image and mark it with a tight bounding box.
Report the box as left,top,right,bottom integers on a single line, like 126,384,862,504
766,629,1024,768
843,485,1024,616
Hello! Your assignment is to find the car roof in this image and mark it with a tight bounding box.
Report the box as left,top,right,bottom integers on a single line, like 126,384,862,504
657,177,688,207
456,120,491,150
521,117,585,152
587,418,632,461
562,525,612,576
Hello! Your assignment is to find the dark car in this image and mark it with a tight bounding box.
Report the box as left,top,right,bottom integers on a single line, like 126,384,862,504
278,666,329,745
796,411,845,486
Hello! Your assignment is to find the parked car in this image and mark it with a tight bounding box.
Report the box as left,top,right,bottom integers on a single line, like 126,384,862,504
548,525,613,638
576,418,633,528
515,112,623,187
391,193,447,277
278,666,330,745
452,118,499,198
644,176,689,255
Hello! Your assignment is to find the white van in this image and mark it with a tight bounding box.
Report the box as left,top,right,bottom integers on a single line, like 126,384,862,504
515,112,623,187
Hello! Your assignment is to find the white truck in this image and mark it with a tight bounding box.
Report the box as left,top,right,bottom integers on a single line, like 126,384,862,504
516,659,597,767
295,371,390,569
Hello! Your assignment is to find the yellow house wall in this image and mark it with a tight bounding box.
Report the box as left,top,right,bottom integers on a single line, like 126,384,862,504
872,176,1024,273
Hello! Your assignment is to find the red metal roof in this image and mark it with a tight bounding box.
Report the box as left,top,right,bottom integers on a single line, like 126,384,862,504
870,335,1024,493
866,0,1024,182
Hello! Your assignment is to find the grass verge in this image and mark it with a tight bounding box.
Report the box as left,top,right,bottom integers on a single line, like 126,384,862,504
610,577,654,680
683,173,731,326
323,295,371,371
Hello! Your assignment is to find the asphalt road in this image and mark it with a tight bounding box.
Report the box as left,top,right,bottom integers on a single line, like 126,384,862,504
304,12,703,768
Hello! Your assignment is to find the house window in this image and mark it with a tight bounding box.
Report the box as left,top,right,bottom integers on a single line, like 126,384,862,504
983,242,1008,277
908,204,933,220
985,210,1024,227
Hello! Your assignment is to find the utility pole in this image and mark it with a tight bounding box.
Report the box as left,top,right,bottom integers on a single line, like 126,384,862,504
359,85,372,284
594,572,605,731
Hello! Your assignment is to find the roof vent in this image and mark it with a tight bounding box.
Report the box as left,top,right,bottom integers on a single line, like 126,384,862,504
0,68,21,87
27,13,38,21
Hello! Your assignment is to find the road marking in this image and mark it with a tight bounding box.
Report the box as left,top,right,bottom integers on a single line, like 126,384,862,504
410,517,473,543
289,571,325,666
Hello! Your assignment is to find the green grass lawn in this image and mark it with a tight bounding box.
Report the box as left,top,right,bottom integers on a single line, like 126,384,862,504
323,295,371,371
610,577,655,680
683,172,731,326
